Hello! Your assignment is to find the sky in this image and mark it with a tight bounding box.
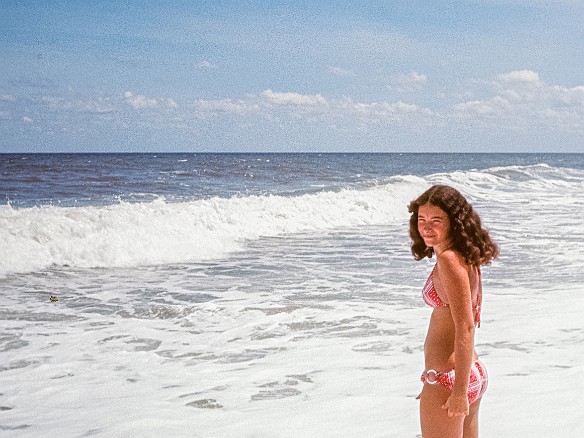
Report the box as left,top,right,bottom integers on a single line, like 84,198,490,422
1,0,583,153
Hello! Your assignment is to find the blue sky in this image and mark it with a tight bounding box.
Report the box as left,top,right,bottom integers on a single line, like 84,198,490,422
1,0,583,152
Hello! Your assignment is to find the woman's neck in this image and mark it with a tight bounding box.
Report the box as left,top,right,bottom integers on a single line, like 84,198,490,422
433,239,453,256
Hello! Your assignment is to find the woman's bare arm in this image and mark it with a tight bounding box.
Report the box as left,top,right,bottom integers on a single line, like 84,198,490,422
437,250,475,415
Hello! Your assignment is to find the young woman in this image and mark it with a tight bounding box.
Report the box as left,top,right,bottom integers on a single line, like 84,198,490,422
408,185,499,438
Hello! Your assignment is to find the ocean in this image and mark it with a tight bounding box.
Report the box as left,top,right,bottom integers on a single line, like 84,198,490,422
1,153,583,437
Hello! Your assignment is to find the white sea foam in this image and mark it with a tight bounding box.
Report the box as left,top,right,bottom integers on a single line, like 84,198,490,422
4,163,583,277
0,176,427,275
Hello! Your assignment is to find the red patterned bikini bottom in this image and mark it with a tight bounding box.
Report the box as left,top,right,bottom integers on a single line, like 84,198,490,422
421,359,488,404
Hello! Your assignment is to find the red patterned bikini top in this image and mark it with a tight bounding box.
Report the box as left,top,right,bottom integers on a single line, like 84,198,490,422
422,265,482,327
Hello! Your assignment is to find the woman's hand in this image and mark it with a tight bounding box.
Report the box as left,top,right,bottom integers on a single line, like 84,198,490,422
442,393,469,417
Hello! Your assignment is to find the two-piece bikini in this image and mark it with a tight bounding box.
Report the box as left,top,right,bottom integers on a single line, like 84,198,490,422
420,266,488,405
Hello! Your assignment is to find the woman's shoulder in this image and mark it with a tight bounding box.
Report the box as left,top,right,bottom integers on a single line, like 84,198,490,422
436,250,467,274
437,249,465,265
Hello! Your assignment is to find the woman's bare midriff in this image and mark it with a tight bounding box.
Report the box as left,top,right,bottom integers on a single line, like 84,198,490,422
424,306,478,371
424,263,480,371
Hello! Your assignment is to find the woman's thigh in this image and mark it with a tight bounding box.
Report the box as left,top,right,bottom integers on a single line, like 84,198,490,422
462,397,481,438
419,383,464,438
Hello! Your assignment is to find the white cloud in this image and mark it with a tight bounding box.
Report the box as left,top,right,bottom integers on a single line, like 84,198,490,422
124,91,157,109
497,70,541,83
42,96,115,113
163,98,178,109
452,70,584,132
194,98,253,117
329,67,354,77
14,70,580,150
453,96,510,115
345,99,434,128
124,91,178,109
354,100,427,115
196,60,218,69
194,92,330,119
396,71,428,92
190,72,582,136
123,92,177,110
192,91,432,127
261,89,327,106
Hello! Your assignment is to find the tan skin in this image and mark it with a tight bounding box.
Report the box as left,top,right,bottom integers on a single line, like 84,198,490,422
417,203,482,438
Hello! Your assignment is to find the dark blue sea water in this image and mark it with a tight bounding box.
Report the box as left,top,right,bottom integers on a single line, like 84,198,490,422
2,153,583,207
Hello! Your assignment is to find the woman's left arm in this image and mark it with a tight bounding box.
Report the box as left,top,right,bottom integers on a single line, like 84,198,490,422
439,251,476,417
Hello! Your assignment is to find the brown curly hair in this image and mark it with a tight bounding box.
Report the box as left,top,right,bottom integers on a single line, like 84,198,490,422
408,185,499,266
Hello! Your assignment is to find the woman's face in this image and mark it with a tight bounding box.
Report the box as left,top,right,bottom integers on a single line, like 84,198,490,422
417,203,451,249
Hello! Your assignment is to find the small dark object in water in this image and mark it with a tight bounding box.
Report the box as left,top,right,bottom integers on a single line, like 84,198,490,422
49,296,58,302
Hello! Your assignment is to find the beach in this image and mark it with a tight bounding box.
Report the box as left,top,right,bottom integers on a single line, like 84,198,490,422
1,153,583,437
